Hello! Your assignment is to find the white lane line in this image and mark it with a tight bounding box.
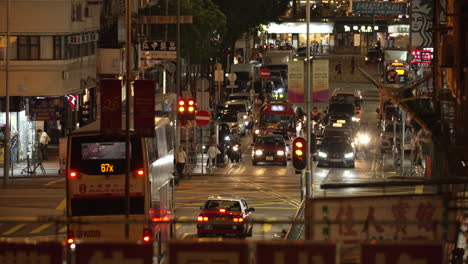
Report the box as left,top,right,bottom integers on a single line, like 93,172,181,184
45,178,65,186
2,224,26,235
31,224,51,234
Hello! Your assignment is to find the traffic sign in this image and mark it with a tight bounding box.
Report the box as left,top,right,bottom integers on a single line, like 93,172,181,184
228,72,238,82
260,68,271,79
195,110,211,126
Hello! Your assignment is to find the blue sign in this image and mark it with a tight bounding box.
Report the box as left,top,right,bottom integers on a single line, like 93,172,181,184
352,1,407,15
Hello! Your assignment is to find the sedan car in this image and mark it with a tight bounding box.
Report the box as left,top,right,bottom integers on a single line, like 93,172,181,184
197,195,254,238
252,134,288,166
317,137,355,168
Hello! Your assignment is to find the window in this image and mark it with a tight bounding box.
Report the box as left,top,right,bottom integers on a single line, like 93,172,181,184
54,36,62,59
18,36,40,60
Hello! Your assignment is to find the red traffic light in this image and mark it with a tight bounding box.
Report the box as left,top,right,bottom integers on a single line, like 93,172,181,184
292,137,307,171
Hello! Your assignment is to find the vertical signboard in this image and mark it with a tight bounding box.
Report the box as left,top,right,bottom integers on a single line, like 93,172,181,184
256,241,336,264
75,243,153,263
312,60,329,102
0,242,62,264
100,79,122,136
134,80,156,137
169,241,249,264
305,195,448,243
361,244,443,264
410,0,433,48
288,60,305,103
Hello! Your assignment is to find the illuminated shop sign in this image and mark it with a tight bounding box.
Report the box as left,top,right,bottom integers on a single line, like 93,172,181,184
271,105,286,111
352,1,408,15
338,25,386,33
411,49,433,64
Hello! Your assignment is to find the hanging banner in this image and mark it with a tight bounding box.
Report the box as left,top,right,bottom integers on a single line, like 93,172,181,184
100,79,122,136
134,80,156,137
410,0,433,48
312,60,329,103
287,60,305,103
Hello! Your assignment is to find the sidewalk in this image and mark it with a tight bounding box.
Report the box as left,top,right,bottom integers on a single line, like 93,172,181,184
0,146,62,179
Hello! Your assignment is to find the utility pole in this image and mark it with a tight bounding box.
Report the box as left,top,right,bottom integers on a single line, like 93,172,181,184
124,0,132,239
305,0,313,199
3,0,11,187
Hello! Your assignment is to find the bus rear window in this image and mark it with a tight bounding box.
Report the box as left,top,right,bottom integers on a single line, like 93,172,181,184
82,142,125,160
70,136,143,175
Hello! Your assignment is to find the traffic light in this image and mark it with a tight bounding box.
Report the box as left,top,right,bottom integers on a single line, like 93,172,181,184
177,98,196,120
292,137,307,171
187,99,196,119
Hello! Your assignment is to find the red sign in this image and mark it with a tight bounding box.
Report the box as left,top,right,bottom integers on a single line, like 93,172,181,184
134,80,156,137
0,242,63,264
195,110,211,126
260,68,271,79
75,243,153,264
361,244,443,264
100,79,122,136
256,241,335,264
411,50,433,64
169,241,249,264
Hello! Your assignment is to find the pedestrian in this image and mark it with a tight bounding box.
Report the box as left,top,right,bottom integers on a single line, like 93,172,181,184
206,143,219,168
36,129,50,161
351,57,355,74
176,145,187,179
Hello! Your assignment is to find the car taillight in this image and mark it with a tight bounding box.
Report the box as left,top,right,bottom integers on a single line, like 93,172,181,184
219,208,226,213
152,216,170,222
134,169,144,177
67,231,75,245
142,228,152,243
233,218,244,223
197,216,208,221
69,171,79,178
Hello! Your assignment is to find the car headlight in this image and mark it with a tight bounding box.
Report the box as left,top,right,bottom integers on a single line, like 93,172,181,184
233,146,239,151
318,152,327,158
225,136,230,141
277,150,285,156
358,134,371,145
255,150,263,156
352,116,360,122
254,129,260,134
243,115,247,119
345,152,354,159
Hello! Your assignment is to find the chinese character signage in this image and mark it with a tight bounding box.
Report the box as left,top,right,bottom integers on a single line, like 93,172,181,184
71,180,143,198
305,195,447,243
352,1,408,15
411,49,433,64
141,40,177,60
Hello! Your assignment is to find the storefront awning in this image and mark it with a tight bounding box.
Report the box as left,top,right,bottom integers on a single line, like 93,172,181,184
267,22,334,34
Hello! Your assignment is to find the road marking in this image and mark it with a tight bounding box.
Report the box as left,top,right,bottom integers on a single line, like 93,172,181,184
31,224,51,234
2,224,25,235
415,185,424,194
45,178,65,186
59,226,67,233
261,218,276,232
56,199,66,210
176,216,187,230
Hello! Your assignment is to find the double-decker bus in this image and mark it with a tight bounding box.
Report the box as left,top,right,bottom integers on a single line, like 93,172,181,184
65,113,175,253
254,101,296,141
